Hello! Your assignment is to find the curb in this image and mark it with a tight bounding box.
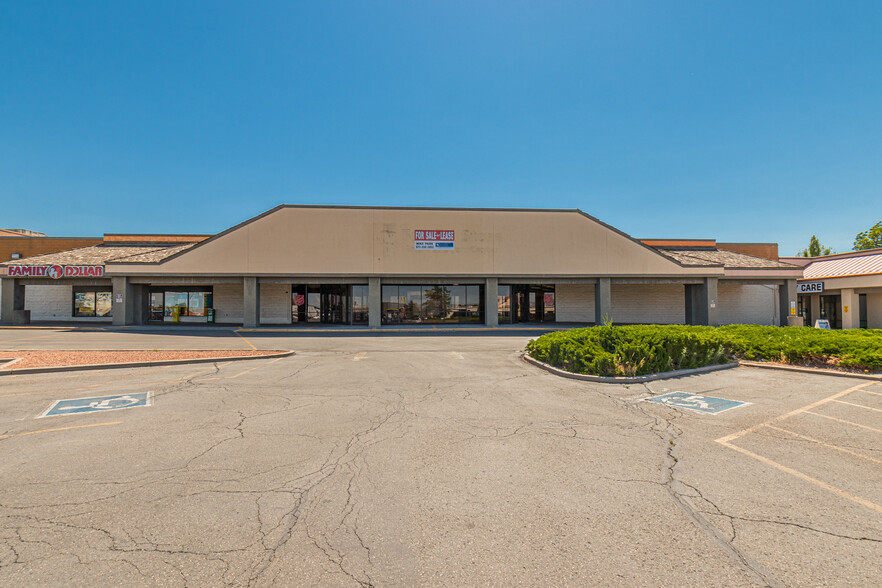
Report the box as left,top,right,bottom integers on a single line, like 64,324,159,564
522,353,738,383
0,350,294,377
738,360,882,381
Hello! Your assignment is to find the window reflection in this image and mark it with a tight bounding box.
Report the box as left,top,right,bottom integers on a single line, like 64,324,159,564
149,287,213,321
73,289,113,318
352,285,369,324
380,285,484,324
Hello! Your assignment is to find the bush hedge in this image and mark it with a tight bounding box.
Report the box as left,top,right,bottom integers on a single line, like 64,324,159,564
526,324,882,377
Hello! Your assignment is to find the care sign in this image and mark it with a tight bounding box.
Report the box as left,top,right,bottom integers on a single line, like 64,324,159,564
645,391,748,415
40,392,152,417
415,230,455,250
797,281,824,294
7,265,105,279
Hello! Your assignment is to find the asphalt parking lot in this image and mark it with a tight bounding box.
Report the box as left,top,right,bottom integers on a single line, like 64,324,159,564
1,328,880,586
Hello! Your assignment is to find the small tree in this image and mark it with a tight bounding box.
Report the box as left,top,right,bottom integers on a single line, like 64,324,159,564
853,221,882,250
798,235,833,257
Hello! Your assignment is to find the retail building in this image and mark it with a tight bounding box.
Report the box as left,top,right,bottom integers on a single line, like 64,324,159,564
1,206,803,328
783,248,882,329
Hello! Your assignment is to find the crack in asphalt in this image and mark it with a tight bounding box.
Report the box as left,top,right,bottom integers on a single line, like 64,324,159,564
635,384,784,588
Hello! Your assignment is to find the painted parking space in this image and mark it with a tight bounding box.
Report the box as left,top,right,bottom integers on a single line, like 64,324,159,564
646,391,749,414
39,392,152,418
716,381,882,515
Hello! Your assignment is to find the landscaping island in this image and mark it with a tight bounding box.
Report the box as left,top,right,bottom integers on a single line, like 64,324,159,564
526,324,882,377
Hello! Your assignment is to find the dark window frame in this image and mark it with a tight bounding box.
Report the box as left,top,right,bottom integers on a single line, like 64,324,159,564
147,286,214,320
72,287,113,318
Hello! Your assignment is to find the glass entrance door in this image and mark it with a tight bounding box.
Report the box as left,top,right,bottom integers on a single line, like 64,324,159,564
292,285,351,324
150,292,164,321
819,295,841,329
321,286,349,324
508,285,555,323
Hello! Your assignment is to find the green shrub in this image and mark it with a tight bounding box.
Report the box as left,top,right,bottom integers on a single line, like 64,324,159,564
526,325,882,376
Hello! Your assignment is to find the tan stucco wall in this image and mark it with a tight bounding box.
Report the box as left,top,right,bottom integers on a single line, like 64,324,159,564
110,208,717,278
866,293,882,329
802,275,882,291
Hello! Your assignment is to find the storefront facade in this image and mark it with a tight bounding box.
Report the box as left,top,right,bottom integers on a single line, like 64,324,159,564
784,248,882,329
1,206,803,328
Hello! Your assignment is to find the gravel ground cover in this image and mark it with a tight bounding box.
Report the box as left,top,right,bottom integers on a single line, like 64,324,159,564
0,349,283,370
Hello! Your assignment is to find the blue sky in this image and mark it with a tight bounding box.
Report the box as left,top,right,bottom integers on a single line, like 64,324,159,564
1,1,880,255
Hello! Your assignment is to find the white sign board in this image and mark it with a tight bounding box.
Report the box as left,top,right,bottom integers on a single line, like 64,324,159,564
797,281,824,294
415,230,454,250
814,319,831,329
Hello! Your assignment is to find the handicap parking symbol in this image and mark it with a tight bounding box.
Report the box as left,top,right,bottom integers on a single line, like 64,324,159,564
645,391,748,415
39,392,152,418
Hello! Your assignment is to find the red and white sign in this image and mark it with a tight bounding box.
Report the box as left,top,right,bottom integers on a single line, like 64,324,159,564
415,230,455,250
6,265,105,279
544,293,554,306
293,294,305,306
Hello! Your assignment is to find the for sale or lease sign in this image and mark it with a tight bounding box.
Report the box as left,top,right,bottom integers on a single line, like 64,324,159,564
7,265,105,278
415,230,455,250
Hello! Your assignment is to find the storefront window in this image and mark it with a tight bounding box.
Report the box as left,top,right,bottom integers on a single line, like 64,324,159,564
382,285,403,323
498,285,511,324
543,291,555,322
307,286,321,322
352,285,369,324
73,289,112,318
292,285,306,323
96,292,113,317
74,292,96,317
381,285,483,324
150,292,164,321
150,287,213,321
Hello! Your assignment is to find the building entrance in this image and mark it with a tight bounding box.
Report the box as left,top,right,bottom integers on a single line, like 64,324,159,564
501,285,555,323
819,294,841,329
292,285,351,324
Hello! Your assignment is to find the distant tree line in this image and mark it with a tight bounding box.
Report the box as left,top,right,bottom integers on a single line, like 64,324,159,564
797,220,882,257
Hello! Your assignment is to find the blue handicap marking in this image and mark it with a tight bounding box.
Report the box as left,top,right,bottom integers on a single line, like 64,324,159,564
40,392,152,418
645,391,748,415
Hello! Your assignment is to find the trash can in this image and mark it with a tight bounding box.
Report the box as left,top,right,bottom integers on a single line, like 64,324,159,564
206,308,215,324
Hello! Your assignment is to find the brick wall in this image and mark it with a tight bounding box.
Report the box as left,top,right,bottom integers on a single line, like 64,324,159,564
24,285,109,322
260,283,291,324
717,283,777,325
214,283,244,324
611,284,686,324
555,284,595,323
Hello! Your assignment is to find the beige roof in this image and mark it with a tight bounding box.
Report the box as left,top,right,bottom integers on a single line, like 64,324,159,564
660,248,800,270
1,244,193,267
803,251,882,279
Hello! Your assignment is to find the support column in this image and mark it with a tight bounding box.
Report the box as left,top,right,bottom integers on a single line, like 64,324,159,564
779,279,798,326
690,278,718,326
0,279,26,324
484,278,498,327
594,278,611,325
810,294,821,327
368,277,381,328
243,277,260,328
111,276,136,326
705,277,718,327
841,288,859,329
